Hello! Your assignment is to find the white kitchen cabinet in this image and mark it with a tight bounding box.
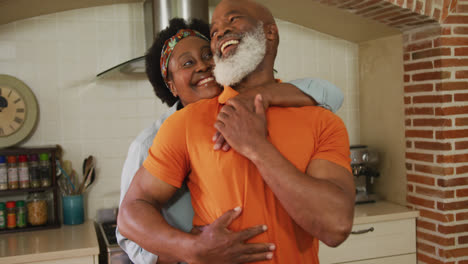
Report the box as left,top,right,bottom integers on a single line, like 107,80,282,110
340,254,416,264
319,201,419,264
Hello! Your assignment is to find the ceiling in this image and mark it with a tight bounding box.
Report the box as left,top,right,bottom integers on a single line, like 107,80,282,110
0,0,140,25
0,0,401,43
210,0,401,43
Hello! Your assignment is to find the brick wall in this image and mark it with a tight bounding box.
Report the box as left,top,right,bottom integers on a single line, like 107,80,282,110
403,2,468,262
318,0,458,30
313,0,468,263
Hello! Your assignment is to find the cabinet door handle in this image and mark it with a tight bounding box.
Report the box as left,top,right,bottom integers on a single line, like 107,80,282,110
351,227,374,235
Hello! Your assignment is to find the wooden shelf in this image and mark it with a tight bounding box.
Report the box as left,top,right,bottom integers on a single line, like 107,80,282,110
0,146,61,234
0,187,54,196
0,223,60,235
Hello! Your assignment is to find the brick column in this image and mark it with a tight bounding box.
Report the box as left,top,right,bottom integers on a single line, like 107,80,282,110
313,0,466,262
403,3,468,263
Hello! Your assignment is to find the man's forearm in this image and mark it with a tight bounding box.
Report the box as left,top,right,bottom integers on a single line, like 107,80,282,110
247,141,354,247
118,199,194,262
261,83,317,108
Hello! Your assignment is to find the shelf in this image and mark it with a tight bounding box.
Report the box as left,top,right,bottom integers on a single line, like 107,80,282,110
0,187,54,196
0,145,58,155
0,223,60,235
0,146,61,234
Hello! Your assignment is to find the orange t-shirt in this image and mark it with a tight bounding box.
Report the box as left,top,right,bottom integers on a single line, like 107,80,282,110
143,86,351,264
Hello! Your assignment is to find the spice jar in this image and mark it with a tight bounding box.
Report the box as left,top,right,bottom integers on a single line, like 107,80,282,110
18,155,30,189
0,156,7,190
7,156,18,190
39,154,51,187
29,154,41,188
6,201,16,229
16,201,27,228
0,202,5,229
27,192,48,226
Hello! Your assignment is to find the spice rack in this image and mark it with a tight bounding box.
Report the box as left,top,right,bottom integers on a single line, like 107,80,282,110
0,146,60,234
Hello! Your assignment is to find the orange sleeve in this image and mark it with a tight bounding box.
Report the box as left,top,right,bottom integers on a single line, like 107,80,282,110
143,111,190,188
311,112,352,173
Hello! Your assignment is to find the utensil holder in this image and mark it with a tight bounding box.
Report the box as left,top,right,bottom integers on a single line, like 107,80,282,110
62,194,84,225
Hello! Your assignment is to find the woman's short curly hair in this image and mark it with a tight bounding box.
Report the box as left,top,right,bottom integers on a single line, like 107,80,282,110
145,18,211,106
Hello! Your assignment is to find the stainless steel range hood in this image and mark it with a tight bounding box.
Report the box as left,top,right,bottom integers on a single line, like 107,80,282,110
97,0,209,78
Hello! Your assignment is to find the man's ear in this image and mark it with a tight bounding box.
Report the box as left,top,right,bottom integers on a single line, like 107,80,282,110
265,23,278,41
167,81,178,97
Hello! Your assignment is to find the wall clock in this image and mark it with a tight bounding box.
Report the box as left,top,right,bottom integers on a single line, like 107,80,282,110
0,74,39,148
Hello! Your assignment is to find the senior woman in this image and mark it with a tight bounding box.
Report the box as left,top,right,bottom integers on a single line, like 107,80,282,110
117,18,344,264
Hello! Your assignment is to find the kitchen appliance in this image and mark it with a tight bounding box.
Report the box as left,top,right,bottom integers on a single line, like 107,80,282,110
97,0,209,77
350,145,380,204
96,208,132,264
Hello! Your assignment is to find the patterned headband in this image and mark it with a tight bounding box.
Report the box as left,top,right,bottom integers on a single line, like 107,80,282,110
160,29,210,86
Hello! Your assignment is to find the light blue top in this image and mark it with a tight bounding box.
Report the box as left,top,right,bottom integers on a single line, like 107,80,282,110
116,78,344,264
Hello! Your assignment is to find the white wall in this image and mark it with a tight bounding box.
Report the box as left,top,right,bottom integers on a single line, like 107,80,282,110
0,2,359,220
359,35,406,205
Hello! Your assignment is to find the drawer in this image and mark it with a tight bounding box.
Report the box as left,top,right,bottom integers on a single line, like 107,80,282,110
319,218,416,264
30,256,96,264
341,253,416,264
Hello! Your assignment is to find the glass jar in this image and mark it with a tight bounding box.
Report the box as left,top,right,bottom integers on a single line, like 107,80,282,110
29,154,41,188
16,200,26,228
27,192,48,226
39,153,51,187
6,201,16,229
18,155,30,189
7,156,18,190
0,156,7,190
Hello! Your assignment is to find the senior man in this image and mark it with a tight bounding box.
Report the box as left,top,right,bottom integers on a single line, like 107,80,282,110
118,1,355,263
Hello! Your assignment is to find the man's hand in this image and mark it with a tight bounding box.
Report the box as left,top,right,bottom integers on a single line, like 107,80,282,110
213,86,271,152
214,94,268,159
189,207,274,264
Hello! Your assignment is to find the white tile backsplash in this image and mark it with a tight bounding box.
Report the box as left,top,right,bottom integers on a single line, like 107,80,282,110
275,19,360,144
0,41,16,60
0,3,359,220
15,19,37,41
0,23,16,40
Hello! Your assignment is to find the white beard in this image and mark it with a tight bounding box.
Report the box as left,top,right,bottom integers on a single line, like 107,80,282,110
213,22,267,87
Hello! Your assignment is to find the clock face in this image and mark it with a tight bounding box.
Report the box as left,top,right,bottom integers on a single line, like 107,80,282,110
0,86,27,137
0,75,38,148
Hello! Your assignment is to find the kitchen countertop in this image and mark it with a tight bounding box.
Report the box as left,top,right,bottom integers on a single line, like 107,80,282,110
0,201,417,263
354,200,419,225
0,220,99,264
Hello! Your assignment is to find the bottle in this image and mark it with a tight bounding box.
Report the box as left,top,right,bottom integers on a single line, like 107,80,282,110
27,193,48,226
0,202,5,229
39,153,51,187
18,155,30,189
7,156,18,190
29,154,41,188
0,156,8,190
6,201,16,229
16,200,26,228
